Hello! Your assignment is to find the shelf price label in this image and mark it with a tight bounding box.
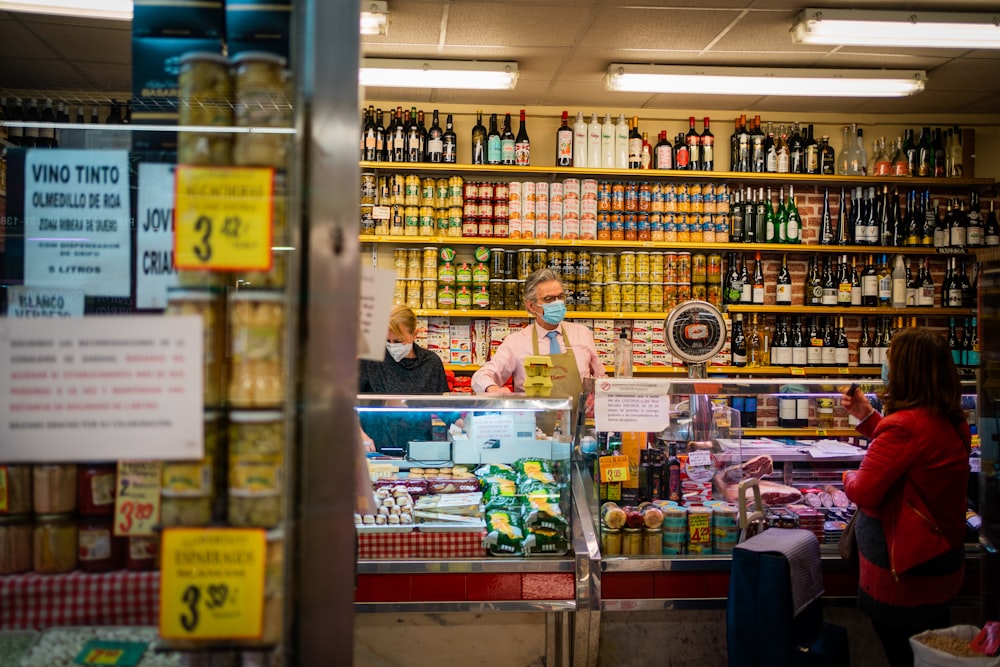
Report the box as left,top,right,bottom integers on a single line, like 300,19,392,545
599,455,631,483
74,640,148,666
174,166,274,271
688,512,711,543
160,528,266,640
114,461,161,537
790,367,806,376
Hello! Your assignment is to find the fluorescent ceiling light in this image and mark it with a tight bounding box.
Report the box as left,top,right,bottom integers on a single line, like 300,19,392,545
0,0,132,20
792,8,1000,49
360,59,518,90
360,0,387,36
605,64,927,98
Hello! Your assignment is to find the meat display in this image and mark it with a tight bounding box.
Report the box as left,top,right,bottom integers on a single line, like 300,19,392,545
719,454,774,484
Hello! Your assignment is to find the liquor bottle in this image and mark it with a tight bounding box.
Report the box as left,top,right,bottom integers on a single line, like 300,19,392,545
730,190,744,242
555,110,573,167
891,255,907,308
640,132,652,170
917,127,933,176
878,186,893,247
667,442,682,502
848,126,867,175
628,117,643,170
917,258,935,307
486,113,502,165
748,314,763,368
946,258,964,307
764,121,777,172
959,259,973,308
764,187,777,243
807,317,823,367
877,254,892,308
837,255,852,307
835,187,850,245
933,198,947,248
819,188,834,245
500,112,516,165
684,116,701,171
361,105,377,160
850,257,862,306
789,122,804,174
821,318,837,366
967,192,984,248
949,126,964,178
837,125,852,175
513,109,530,166
819,134,836,175
739,255,752,304
872,318,886,367
872,136,891,176
731,314,747,367
807,255,823,306
777,187,790,243
701,117,714,171
864,187,879,247
775,124,790,173
426,109,444,163
737,114,751,172
751,116,766,172
904,190,920,246
441,114,457,164
967,318,980,367
601,113,615,168
771,317,789,366
986,200,1000,246
917,190,932,246
791,317,808,367
803,124,819,174
674,133,690,170
654,131,673,170
948,318,961,366
785,186,801,244
587,112,601,168
821,257,837,306
724,252,741,305
615,113,629,169
890,188,903,247
776,254,792,306
752,252,765,305
573,111,588,168
950,198,967,248
729,116,741,171
471,110,487,165
858,317,873,367
755,187,768,243
861,254,878,306
407,108,423,162
933,128,946,178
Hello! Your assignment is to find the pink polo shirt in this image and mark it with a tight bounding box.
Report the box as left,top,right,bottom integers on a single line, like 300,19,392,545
471,320,606,393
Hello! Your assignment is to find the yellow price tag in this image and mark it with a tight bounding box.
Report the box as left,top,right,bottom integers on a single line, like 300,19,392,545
599,455,631,483
688,512,711,543
114,461,162,537
82,648,124,664
817,429,828,437
174,166,274,271
160,528,267,640
790,367,806,376
838,367,850,374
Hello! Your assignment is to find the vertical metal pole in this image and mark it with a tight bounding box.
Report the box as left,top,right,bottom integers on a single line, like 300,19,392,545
296,0,360,663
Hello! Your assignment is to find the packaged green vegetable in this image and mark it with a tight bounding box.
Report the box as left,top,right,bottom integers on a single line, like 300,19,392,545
482,479,518,502
484,510,525,556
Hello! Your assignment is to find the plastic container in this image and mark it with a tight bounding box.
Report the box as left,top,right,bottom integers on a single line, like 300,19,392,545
33,514,77,574
32,465,77,514
0,515,32,574
76,463,116,516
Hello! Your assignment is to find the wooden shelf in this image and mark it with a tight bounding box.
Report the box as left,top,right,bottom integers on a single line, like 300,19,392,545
726,305,974,317
359,161,995,189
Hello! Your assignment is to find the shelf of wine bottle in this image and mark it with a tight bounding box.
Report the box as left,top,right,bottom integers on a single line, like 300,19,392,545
358,161,995,188
362,235,969,256
726,305,975,317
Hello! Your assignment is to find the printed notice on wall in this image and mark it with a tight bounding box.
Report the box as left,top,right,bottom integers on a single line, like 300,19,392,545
358,266,396,361
0,316,204,462
7,286,85,318
594,378,671,433
23,149,132,297
135,163,179,310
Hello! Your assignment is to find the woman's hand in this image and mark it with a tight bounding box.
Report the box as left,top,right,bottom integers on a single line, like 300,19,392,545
841,385,874,422
486,384,512,394
359,428,376,453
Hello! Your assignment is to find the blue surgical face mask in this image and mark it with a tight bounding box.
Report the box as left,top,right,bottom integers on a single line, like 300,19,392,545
881,357,889,385
540,300,566,326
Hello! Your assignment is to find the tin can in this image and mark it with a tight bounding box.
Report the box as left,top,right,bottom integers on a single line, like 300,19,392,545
478,182,494,200
676,252,692,284
438,285,456,308
692,253,707,283
582,179,599,202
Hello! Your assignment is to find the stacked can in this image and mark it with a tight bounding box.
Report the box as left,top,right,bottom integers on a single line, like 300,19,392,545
660,504,687,555
707,501,740,554
563,178,581,239
437,247,457,308
461,178,515,239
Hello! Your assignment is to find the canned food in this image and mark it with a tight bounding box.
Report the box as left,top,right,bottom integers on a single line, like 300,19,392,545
489,279,505,309
664,283,679,310
473,285,490,309
602,528,622,556
590,253,603,282
228,411,285,528
624,183,638,212
435,178,450,208
692,253,707,283
532,249,547,272
389,174,405,203
548,250,564,270
436,208,449,234
166,288,225,406
456,285,472,308
692,283,707,301
577,251,591,280
518,250,533,279
472,262,490,285
464,180,479,200
393,279,406,304
707,284,723,309
478,182,494,200
361,172,377,204
575,281,591,311
405,175,421,205
707,253,723,284
456,262,473,284
438,262,456,284
635,252,650,280
477,218,494,237
421,177,435,203
623,527,643,556
611,183,625,211
677,283,692,302
494,182,509,200
178,54,233,165
624,213,638,241
406,279,422,309
404,206,419,235
228,290,286,407
463,216,479,237
637,213,651,241
422,279,438,309
562,250,577,277
448,207,463,236
438,285,456,308
419,206,435,236
505,279,521,307
590,282,604,311
603,253,618,282
636,283,650,312
604,282,621,310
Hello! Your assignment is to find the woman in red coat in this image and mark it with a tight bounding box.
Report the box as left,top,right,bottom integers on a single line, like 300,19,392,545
841,327,971,667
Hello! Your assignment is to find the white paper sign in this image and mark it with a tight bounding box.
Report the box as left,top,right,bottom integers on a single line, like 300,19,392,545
0,316,204,462
7,286,85,318
470,413,516,440
135,163,179,309
358,266,397,361
23,149,131,297
594,378,671,433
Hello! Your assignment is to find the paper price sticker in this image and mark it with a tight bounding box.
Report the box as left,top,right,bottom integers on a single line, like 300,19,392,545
838,367,850,374
174,166,274,271
688,512,711,543
114,461,162,537
599,455,631,483
790,367,806,376
687,450,712,468
160,528,266,640
74,640,147,666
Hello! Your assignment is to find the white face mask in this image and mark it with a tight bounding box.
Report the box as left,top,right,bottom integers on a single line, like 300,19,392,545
386,341,413,362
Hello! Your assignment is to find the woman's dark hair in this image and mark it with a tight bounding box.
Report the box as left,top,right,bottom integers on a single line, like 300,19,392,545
884,327,965,422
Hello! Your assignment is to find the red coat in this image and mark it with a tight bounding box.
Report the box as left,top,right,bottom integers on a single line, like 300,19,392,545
846,408,969,592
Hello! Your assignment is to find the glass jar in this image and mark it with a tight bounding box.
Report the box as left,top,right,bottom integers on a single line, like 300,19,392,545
1,465,33,514
78,517,126,573
643,528,663,556
126,535,159,571
77,463,116,516
0,515,32,575
228,290,286,407
177,52,233,166
168,288,226,407
232,51,290,168
622,527,643,556
33,464,77,514
229,411,285,528
601,527,622,556
33,514,77,574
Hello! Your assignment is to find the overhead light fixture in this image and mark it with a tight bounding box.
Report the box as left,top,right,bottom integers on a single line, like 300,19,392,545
605,64,927,97
0,0,132,20
360,59,518,90
792,8,1000,49
360,0,388,36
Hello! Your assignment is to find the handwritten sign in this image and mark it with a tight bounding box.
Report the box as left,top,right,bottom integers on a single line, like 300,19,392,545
689,512,711,543
599,455,631,483
594,378,670,433
114,461,162,537
174,166,274,271
160,528,266,640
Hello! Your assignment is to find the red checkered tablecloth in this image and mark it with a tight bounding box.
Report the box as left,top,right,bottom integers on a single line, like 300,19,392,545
358,530,487,560
0,571,159,630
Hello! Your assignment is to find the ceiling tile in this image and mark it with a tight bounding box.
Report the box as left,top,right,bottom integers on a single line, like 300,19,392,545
445,3,592,48
924,60,1000,93
0,18,59,60
960,92,1000,114
854,91,988,115
28,23,129,64
363,0,444,47
2,58,97,91
581,8,742,52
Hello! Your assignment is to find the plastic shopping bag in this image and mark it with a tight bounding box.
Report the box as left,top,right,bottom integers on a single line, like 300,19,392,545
910,625,1000,667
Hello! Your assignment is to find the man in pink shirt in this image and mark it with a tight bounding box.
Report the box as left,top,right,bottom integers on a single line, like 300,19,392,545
472,268,606,395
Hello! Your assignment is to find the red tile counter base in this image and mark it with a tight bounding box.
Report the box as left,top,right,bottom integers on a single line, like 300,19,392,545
0,571,159,630
355,572,576,603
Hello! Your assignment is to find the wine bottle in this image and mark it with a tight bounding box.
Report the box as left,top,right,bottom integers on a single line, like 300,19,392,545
892,136,909,176
879,186,893,247
864,187,879,247
819,134,836,175
859,317,873,367
486,113,502,165
807,317,823,367
804,124,819,174
587,112,601,168
890,188,902,247
985,200,1000,246
673,132,689,170
837,125,852,175
375,108,387,161
919,190,933,246
701,117,714,171
573,111,588,168
601,113,615,168
685,116,701,171
362,105,378,160
777,187,789,243
950,198,967,248
771,316,790,366
905,258,917,307
836,187,849,245
905,190,920,246
821,257,837,306
847,126,866,175
407,107,422,162
627,117,643,170
789,122,804,174
891,255,907,308
747,315,763,368
739,255,752,304
724,252,741,305
776,254,792,306
615,113,629,169
654,131,673,170
471,110,487,165
850,256,862,306
807,255,823,306
441,114,458,164
775,124,790,173
968,317,980,367
752,252,765,305
819,188,834,245
821,317,837,366
791,317,808,367
764,187,777,243
509,109,529,166
742,188,755,243
764,121,777,172
917,258,935,307
755,187,768,243
785,186,801,244
555,110,573,167
872,136,891,176
737,114,751,172
751,116,766,172
917,127,933,176
933,128,946,178
426,109,444,163
877,254,892,308
933,198,947,248
500,112,515,165
836,317,850,367
967,192,984,248
949,126,964,178
731,314,747,367
959,259,973,308
837,255,852,307
861,254,878,307
948,318,961,366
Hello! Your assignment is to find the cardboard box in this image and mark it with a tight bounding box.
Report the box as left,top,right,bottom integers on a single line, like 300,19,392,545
226,0,292,61
132,36,223,115
133,0,224,38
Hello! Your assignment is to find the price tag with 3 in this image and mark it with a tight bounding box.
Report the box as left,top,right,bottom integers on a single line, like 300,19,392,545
599,455,631,483
114,461,161,537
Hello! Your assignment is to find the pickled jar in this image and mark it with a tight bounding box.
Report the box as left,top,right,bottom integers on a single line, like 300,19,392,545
622,527,643,556
177,52,233,166
229,411,285,528
77,463,116,516
602,527,622,556
0,515,32,574
167,288,225,407
78,516,126,573
644,528,663,556
0,465,32,515
33,514,77,574
33,464,77,514
232,52,290,168
228,290,286,407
